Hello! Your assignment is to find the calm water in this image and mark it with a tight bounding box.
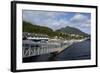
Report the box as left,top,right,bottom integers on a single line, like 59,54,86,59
23,40,91,63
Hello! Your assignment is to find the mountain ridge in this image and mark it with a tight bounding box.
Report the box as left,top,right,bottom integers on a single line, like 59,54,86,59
56,26,89,37
23,21,89,39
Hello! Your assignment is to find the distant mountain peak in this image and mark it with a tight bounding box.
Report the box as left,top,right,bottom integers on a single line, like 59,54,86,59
23,21,89,38
56,26,89,37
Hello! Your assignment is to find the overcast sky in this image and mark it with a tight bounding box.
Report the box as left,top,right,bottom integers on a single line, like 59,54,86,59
23,10,91,34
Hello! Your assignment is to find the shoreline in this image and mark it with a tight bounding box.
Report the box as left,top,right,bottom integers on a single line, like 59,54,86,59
23,39,90,63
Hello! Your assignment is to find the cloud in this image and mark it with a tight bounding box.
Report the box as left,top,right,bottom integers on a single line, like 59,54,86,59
23,10,91,34
71,14,87,22
70,13,91,28
23,10,70,30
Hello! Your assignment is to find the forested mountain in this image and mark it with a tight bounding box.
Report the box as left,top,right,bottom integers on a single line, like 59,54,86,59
23,21,89,39
56,26,89,37
23,21,58,37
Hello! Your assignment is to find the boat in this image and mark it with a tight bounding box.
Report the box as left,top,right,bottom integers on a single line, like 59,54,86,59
22,32,85,58
22,36,73,58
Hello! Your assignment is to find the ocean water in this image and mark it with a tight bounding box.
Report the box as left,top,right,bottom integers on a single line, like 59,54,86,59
23,40,91,63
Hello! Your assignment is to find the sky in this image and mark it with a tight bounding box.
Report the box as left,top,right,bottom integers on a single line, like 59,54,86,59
23,10,91,34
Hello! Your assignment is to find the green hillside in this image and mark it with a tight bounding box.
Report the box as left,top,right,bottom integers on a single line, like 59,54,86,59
56,26,89,37
23,21,89,39
23,21,59,37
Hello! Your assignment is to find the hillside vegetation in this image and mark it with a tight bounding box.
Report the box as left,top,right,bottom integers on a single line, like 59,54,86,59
23,21,89,39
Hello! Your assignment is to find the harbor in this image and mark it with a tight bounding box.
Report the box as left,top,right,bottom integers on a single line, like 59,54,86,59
22,32,90,62
23,39,90,62
22,11,91,63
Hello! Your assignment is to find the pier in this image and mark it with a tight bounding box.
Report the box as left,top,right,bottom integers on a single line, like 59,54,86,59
22,32,86,58
23,39,73,58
